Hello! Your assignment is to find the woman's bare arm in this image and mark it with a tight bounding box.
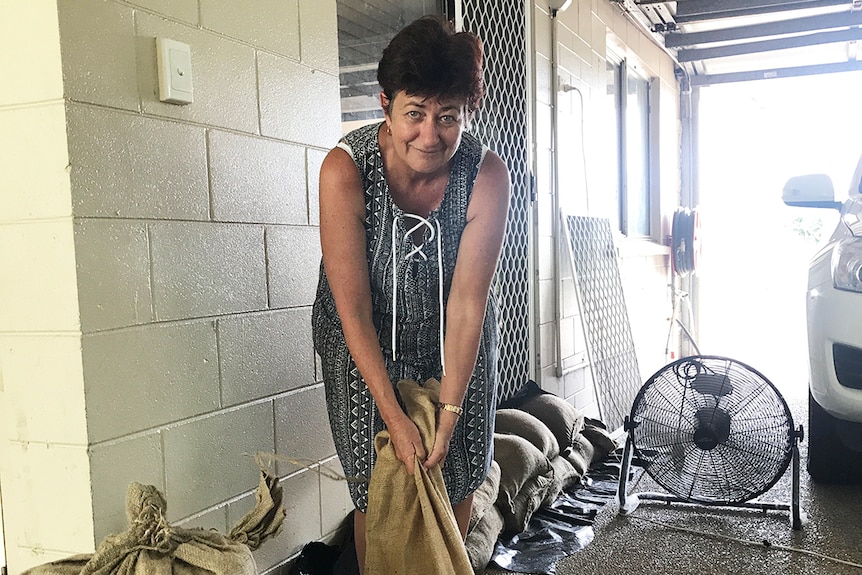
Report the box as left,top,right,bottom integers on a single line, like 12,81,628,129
318,147,426,473
424,150,511,469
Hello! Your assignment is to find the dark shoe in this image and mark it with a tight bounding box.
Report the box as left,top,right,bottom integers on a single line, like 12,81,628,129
291,541,341,575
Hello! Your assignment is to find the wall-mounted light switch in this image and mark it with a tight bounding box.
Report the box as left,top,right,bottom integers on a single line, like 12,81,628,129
156,38,193,105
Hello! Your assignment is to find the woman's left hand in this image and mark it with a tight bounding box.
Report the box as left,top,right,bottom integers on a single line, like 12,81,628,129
423,410,459,469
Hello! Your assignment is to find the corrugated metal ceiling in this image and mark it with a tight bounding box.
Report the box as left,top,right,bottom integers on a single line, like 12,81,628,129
628,0,862,86
336,0,443,121
337,1,861,98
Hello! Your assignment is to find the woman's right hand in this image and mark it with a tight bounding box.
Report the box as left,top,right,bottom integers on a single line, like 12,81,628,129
386,412,427,475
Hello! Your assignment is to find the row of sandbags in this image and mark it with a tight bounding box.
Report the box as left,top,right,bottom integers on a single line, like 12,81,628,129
464,389,618,574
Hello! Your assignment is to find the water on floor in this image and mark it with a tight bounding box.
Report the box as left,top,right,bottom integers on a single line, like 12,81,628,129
489,393,862,575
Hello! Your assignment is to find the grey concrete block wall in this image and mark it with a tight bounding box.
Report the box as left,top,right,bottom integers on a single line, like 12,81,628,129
267,225,323,308
177,506,230,535
227,471,322,572
42,0,343,567
149,221,268,319
274,386,336,476
200,0,301,60
257,52,342,147
319,458,356,536
126,0,199,25
82,320,221,442
74,219,153,332
219,309,315,406
163,401,276,521
57,1,140,112
306,149,327,227
136,13,260,133
89,433,165,538
298,0,340,74
208,130,309,225
68,105,210,220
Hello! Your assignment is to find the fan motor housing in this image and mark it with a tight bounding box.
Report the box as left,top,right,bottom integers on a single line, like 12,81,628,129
693,407,732,450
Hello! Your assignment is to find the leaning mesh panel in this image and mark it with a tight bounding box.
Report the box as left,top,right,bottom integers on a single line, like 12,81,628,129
564,216,643,431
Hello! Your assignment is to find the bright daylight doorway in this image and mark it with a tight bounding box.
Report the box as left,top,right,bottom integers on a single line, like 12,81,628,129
696,71,862,402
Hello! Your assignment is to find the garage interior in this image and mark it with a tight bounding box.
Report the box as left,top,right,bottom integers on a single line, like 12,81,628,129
333,1,862,573
1,1,861,574
488,1,862,574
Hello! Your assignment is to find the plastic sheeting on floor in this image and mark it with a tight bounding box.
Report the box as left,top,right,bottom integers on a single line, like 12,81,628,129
490,451,637,575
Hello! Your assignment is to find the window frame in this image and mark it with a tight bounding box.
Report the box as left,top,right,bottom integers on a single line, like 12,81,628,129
335,1,449,130
607,52,659,241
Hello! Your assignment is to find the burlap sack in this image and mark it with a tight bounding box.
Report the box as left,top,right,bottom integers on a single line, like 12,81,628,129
494,409,560,459
502,472,553,534
492,433,554,534
517,393,585,452
492,433,552,512
22,469,284,575
563,433,596,477
582,418,618,457
543,455,579,507
467,460,501,536
365,378,472,575
464,505,504,575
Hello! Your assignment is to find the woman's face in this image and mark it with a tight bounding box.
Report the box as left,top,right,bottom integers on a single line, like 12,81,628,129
382,91,467,176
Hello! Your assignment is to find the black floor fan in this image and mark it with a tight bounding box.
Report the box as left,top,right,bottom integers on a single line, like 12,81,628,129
617,355,807,530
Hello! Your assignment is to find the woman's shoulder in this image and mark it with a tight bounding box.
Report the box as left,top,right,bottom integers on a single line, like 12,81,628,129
457,130,491,171
342,121,383,151
459,129,483,153
321,122,383,193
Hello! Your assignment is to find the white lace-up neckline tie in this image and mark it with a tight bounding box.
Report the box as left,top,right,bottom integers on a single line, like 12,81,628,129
391,213,446,377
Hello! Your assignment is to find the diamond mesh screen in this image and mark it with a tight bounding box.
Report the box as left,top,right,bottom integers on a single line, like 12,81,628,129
564,216,642,430
461,0,532,402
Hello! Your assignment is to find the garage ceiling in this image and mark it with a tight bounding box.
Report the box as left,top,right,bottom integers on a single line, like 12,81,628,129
630,0,862,86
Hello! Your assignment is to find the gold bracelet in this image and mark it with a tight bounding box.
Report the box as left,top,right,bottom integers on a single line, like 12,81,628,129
437,402,464,416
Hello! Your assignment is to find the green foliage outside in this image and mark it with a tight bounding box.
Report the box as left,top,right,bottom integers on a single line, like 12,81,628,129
786,214,827,245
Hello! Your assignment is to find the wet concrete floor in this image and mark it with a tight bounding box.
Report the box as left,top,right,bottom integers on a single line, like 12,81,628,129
489,392,862,575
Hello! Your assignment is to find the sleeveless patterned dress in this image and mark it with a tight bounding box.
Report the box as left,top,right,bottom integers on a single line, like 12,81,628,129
311,121,500,512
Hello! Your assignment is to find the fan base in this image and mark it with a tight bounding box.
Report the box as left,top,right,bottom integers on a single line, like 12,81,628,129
621,492,808,530
616,430,808,531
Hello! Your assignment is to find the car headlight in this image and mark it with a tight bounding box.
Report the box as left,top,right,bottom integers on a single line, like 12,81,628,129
832,237,862,293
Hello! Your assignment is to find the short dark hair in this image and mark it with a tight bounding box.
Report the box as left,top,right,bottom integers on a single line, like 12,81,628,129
377,15,485,113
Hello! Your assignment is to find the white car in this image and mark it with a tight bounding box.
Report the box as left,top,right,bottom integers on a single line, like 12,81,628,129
783,153,862,482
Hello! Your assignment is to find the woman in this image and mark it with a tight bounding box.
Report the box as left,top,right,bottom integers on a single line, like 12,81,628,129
311,15,510,570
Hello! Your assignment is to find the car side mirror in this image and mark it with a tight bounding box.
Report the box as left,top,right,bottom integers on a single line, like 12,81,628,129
782,174,843,209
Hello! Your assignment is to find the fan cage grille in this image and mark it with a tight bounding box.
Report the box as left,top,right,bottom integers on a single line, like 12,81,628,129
630,355,795,505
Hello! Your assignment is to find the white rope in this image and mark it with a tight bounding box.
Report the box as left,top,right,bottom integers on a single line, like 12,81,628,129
629,514,862,569
435,219,446,376
391,216,399,362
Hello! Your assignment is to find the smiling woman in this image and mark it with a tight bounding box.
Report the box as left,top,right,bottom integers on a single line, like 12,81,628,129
311,14,511,574
378,94,466,216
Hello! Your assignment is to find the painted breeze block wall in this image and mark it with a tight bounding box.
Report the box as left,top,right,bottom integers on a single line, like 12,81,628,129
0,1,349,573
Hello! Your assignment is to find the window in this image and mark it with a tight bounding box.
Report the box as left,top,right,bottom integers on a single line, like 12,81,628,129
335,1,449,131
606,56,651,238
